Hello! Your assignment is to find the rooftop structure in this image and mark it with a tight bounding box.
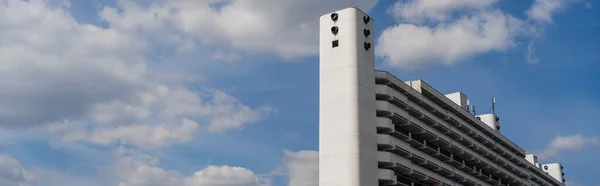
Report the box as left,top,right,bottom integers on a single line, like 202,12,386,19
319,7,566,186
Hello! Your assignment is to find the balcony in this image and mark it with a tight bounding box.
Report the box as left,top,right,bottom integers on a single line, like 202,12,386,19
376,86,530,180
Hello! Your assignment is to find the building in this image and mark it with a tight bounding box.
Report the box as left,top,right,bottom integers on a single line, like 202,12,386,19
319,7,566,186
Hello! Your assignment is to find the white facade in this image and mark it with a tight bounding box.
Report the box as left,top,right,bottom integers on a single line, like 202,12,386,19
542,163,565,183
319,7,378,186
319,7,566,186
525,154,538,165
445,92,469,111
476,113,500,131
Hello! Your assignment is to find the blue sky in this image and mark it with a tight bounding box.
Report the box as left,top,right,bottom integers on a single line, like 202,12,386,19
0,0,598,186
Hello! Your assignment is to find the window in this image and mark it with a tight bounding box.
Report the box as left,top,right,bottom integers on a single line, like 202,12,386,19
332,40,339,48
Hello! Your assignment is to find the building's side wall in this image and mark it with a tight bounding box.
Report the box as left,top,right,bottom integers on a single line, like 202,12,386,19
543,163,565,183
445,92,468,111
374,71,565,186
319,7,377,186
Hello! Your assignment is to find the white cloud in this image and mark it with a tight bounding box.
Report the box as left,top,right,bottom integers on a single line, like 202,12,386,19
115,148,186,186
389,0,498,23
89,118,199,149
203,90,275,133
26,168,110,186
0,0,272,150
0,0,322,185
527,0,573,23
41,87,271,149
540,134,600,159
98,0,379,59
186,166,270,186
115,147,270,186
0,154,33,186
0,0,147,128
526,41,540,64
377,0,578,68
377,10,525,68
90,100,152,126
523,0,582,61
273,150,318,186
0,151,277,186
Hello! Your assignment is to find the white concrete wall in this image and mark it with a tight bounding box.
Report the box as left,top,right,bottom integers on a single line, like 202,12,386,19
543,163,565,183
477,113,500,131
319,7,377,186
445,92,468,111
526,154,538,165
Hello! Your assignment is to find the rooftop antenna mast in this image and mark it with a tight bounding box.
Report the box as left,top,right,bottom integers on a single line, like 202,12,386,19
467,100,471,114
492,97,496,115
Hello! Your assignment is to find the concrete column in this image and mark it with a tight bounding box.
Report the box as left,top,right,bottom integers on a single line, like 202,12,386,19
319,7,377,186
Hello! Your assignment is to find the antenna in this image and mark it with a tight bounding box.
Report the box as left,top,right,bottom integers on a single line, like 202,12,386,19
492,97,496,115
467,100,471,114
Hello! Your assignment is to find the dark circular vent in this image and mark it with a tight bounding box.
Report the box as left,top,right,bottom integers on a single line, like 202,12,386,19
331,26,339,35
364,29,371,37
331,13,339,21
363,16,370,24
364,42,371,50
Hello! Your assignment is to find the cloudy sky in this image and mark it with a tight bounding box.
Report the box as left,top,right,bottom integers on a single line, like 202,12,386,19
0,0,598,185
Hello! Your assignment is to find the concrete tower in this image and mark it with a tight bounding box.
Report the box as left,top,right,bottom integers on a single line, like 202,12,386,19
476,113,501,131
543,163,566,183
319,7,377,186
